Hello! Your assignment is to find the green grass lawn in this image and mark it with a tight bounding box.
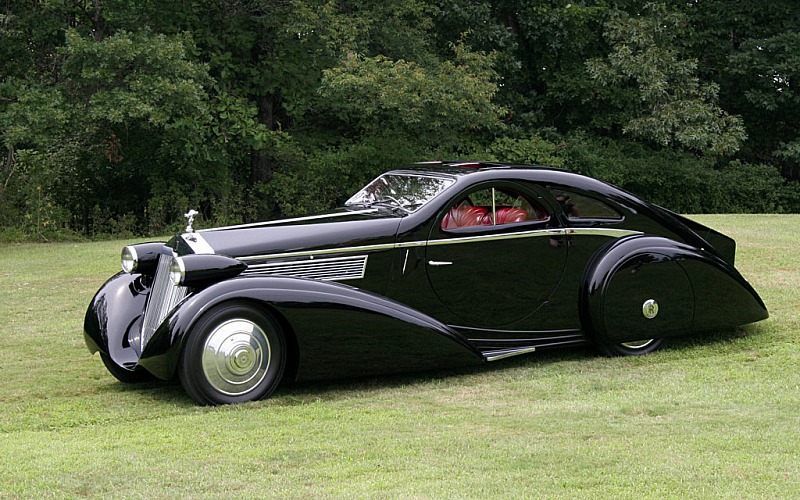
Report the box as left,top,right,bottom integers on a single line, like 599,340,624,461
1,215,798,498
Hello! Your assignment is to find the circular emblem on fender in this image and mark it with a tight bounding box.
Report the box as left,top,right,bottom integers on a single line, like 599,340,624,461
642,299,659,319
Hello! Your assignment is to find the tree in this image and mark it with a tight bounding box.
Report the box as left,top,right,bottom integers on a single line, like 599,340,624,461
668,0,800,178
2,0,798,240
318,40,506,150
729,32,800,178
586,3,746,156
61,28,227,232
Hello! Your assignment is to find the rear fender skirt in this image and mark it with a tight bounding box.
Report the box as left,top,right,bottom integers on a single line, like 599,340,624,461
680,256,768,331
581,236,767,345
138,277,483,381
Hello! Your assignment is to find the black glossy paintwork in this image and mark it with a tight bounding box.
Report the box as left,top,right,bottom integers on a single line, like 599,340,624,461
198,210,401,259
425,222,567,328
177,254,246,287
582,236,767,345
84,162,769,387
136,277,482,381
126,242,170,275
84,272,149,366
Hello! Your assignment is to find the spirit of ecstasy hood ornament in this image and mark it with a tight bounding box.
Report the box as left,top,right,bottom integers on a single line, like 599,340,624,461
184,209,199,233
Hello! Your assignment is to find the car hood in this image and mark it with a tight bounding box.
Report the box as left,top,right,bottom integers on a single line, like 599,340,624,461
177,208,402,259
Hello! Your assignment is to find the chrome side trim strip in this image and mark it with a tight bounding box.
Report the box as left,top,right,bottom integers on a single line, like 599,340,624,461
238,228,642,262
453,326,583,336
565,228,642,238
181,232,215,255
399,228,641,249
200,209,379,233
395,240,427,249
244,255,368,281
239,243,396,262
425,228,565,247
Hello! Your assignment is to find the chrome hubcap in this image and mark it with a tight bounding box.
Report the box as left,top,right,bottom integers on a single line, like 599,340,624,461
642,299,659,319
202,319,271,396
228,345,256,375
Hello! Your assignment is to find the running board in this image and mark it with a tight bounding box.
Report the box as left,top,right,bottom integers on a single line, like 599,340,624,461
477,336,589,362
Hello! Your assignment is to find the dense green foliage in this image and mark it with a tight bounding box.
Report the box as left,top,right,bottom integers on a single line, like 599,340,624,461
1,1,798,239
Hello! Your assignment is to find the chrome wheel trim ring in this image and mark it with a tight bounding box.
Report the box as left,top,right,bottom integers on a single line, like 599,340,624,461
201,319,271,396
620,339,657,350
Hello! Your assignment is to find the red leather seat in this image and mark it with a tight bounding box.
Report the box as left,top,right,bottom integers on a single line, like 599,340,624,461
441,206,489,229
482,207,528,225
495,207,528,224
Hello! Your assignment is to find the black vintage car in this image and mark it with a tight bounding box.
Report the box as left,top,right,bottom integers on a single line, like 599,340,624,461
84,162,768,405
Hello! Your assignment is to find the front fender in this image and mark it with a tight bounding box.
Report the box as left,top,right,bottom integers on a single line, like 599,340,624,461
83,272,148,370
138,276,482,381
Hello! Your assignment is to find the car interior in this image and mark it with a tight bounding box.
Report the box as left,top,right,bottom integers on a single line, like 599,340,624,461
441,187,547,229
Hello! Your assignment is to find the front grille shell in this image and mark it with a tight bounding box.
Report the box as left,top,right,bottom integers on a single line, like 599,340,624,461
140,254,189,352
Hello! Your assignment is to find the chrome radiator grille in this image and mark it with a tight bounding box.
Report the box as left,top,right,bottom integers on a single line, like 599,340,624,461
244,255,368,281
141,255,188,352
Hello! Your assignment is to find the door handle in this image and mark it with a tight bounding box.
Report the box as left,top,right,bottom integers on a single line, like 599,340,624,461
428,260,453,266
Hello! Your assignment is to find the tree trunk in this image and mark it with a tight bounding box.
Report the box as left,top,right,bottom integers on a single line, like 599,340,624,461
91,0,104,41
0,147,16,205
249,93,275,185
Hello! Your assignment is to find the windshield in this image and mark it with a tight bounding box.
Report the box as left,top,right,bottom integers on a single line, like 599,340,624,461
345,173,455,213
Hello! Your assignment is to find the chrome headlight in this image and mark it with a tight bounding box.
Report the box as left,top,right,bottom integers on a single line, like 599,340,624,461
119,243,168,275
121,246,138,273
169,257,186,286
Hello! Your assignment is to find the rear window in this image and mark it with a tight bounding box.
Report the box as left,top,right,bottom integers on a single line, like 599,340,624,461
550,189,621,220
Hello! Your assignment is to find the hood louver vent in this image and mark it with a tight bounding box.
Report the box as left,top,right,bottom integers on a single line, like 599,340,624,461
243,255,368,281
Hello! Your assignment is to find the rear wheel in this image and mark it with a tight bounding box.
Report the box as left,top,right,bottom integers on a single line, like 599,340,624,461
179,302,286,405
594,338,665,357
583,243,693,358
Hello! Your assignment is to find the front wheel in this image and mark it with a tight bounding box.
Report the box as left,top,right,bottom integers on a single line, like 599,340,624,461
594,338,665,357
179,302,286,406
